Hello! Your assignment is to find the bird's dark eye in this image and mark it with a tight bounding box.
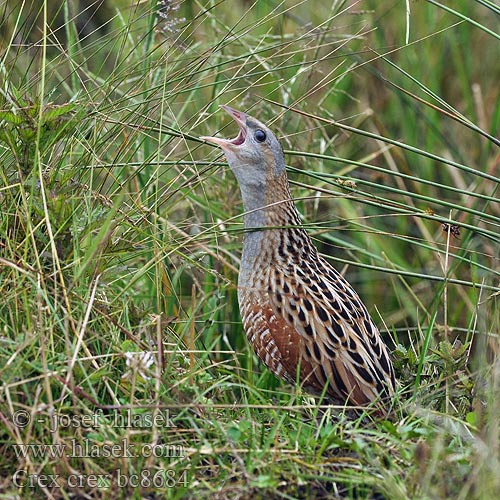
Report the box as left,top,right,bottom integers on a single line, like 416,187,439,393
254,129,267,142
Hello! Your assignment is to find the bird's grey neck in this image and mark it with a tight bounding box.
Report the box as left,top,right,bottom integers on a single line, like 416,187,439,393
238,176,294,229
239,229,266,285
237,185,301,289
237,186,273,288
239,185,267,229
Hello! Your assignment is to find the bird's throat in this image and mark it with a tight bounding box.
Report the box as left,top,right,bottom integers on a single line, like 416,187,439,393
239,171,294,230
237,170,303,289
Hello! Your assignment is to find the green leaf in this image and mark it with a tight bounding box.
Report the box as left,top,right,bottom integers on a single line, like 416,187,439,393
251,474,278,488
465,411,476,426
18,127,36,141
0,110,23,125
43,103,77,125
226,425,241,442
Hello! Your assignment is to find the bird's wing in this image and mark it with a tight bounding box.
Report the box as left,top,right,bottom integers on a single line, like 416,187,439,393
266,254,395,405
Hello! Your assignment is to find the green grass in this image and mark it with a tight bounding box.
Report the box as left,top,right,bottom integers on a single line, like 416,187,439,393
0,0,499,498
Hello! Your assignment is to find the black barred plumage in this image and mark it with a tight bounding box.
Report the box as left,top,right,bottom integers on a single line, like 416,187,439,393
201,105,395,410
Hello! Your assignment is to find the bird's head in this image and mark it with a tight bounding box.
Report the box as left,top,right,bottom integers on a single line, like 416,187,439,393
201,105,286,192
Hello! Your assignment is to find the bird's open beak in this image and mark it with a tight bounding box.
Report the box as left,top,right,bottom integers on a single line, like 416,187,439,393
200,105,248,149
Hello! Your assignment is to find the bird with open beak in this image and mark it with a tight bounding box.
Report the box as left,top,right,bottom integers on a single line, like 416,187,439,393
201,106,395,410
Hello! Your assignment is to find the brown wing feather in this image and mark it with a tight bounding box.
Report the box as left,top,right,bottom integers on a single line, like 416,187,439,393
266,251,395,406
240,298,323,390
